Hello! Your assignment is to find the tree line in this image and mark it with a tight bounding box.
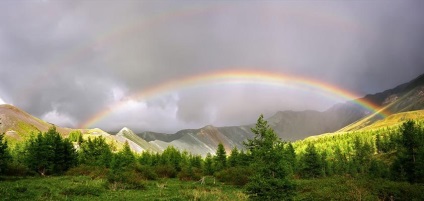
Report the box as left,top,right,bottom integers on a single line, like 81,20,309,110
0,117,424,200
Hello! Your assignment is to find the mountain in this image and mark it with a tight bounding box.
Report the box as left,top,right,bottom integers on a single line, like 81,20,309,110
134,73,424,155
0,104,77,143
0,104,141,152
1,73,423,156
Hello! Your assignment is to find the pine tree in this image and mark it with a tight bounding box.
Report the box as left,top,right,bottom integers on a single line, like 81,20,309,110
25,127,77,175
299,143,323,178
392,120,424,183
244,114,295,200
79,136,112,167
203,153,214,175
214,143,227,172
228,146,240,167
0,133,11,174
111,141,135,171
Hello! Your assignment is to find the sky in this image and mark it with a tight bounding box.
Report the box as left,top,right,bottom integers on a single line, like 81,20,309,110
0,0,423,133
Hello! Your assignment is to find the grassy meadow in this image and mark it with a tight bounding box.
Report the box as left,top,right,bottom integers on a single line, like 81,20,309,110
1,175,424,200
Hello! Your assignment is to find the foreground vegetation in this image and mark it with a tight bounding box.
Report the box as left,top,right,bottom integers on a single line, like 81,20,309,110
1,175,423,201
1,115,424,200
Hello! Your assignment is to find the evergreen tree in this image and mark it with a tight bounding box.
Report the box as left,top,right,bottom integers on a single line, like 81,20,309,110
111,141,135,171
79,136,112,167
375,134,382,153
160,146,182,171
203,153,214,175
25,127,77,175
228,146,240,167
0,133,11,174
392,120,424,183
214,143,227,172
284,143,297,174
299,143,323,178
244,114,295,200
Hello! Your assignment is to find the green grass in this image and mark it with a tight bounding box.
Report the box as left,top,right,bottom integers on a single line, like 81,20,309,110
2,175,423,200
295,176,424,201
0,176,247,201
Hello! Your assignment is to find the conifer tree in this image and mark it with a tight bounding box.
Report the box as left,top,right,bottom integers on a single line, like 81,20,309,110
244,114,295,200
228,146,240,167
25,127,77,175
0,133,11,174
299,143,323,178
111,141,135,171
203,153,214,175
214,143,227,172
79,136,112,167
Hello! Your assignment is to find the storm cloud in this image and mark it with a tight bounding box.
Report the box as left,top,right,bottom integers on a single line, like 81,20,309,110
0,0,423,133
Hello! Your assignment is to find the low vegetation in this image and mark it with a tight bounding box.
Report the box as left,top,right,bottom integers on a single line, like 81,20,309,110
1,115,424,200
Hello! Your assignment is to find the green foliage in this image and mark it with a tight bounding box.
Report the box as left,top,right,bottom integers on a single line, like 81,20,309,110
246,176,296,201
24,127,77,175
68,130,83,144
214,143,227,172
0,176,248,200
66,164,110,179
299,143,323,178
391,120,424,183
0,133,11,174
155,164,177,178
110,141,135,171
106,170,147,190
244,114,296,200
79,136,112,168
159,146,182,171
203,153,214,175
215,166,253,186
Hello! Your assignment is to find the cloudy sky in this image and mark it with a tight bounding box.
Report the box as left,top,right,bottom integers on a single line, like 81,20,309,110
0,0,423,133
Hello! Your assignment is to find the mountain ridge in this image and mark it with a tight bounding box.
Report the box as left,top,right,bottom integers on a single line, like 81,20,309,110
1,73,423,155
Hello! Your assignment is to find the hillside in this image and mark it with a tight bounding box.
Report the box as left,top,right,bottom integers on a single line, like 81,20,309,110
0,104,76,143
133,73,424,155
1,73,423,156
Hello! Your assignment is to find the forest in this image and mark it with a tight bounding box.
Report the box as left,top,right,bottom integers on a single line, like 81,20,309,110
1,115,424,200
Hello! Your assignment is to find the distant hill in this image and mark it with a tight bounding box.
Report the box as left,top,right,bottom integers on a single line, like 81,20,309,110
133,73,424,155
1,73,423,156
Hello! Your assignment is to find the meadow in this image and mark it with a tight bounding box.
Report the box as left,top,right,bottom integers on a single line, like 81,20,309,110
1,175,424,201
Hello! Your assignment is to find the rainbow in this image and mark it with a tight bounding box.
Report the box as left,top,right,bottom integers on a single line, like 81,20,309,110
17,2,364,102
80,70,390,129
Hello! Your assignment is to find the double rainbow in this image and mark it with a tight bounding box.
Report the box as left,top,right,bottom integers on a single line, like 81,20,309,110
80,70,389,129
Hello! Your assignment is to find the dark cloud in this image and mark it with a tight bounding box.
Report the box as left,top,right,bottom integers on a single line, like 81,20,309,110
0,0,423,132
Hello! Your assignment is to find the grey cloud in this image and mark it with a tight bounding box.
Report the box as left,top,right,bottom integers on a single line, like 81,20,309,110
0,0,423,132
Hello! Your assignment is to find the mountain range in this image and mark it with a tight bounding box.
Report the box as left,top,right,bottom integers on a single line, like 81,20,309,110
1,73,423,156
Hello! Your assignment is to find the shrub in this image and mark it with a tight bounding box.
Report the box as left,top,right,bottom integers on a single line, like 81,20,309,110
106,170,146,190
215,167,253,186
178,167,202,181
66,165,109,179
246,176,296,201
133,164,158,180
155,164,177,178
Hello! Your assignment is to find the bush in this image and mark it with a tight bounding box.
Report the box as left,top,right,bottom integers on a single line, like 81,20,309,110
155,164,177,178
246,176,296,201
66,165,109,179
215,167,253,186
106,170,147,190
5,161,34,176
133,164,158,180
178,167,202,181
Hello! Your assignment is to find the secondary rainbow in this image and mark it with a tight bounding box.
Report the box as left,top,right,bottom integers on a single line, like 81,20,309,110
80,70,390,129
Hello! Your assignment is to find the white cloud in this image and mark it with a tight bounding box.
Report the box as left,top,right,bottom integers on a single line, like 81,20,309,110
42,110,77,128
